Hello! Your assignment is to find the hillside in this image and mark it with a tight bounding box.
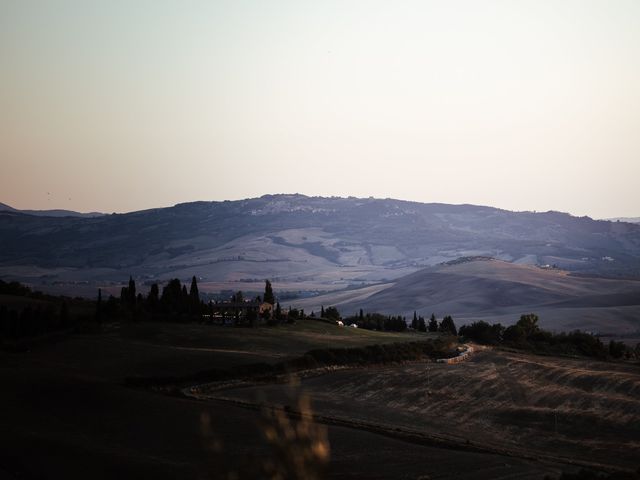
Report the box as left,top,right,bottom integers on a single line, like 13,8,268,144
1,320,587,480
216,348,640,474
291,258,640,334
0,201,104,218
608,217,640,224
1,195,640,298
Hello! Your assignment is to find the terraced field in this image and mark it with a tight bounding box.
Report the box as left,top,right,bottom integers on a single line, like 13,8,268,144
2,319,638,479
209,348,640,473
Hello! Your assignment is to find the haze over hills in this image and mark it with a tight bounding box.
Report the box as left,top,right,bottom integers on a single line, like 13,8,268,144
1,195,640,297
607,217,640,224
0,201,105,218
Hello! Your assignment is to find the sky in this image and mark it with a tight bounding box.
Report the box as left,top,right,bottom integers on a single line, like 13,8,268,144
1,1,639,218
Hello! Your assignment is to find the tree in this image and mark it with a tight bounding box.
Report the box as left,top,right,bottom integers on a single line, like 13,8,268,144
411,311,418,330
104,295,118,318
459,321,504,345
439,315,457,336
417,316,427,332
503,324,526,344
189,276,199,303
120,286,128,306
181,285,188,306
264,280,275,305
147,283,160,313
128,276,136,307
324,306,340,321
609,340,626,359
516,313,539,338
320,305,325,318
161,279,184,314
428,313,438,332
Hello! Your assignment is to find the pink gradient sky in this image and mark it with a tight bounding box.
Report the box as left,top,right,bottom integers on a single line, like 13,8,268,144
1,1,639,218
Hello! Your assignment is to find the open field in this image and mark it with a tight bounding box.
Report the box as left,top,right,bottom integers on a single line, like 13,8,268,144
0,320,603,479
290,259,640,335
210,348,640,473
4,319,425,380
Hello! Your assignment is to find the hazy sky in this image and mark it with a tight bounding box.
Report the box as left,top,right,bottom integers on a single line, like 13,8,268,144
1,1,639,218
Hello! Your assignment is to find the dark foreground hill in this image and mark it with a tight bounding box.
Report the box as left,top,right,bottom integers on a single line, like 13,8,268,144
3,320,636,479
1,194,639,297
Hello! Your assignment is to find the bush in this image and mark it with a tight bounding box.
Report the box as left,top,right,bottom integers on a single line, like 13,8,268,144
459,321,503,345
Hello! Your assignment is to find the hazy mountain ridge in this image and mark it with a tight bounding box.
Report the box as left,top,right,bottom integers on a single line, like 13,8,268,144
607,217,640,224
1,194,640,290
0,201,105,218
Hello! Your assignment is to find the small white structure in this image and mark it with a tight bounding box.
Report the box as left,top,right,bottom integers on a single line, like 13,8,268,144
436,345,474,364
349,323,358,328
336,320,344,327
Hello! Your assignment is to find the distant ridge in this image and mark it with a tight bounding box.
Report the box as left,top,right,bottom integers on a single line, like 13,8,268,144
1,194,639,297
607,217,640,224
0,201,104,218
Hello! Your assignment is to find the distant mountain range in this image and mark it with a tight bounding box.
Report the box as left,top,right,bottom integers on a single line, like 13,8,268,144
0,202,105,218
1,194,640,299
607,217,640,224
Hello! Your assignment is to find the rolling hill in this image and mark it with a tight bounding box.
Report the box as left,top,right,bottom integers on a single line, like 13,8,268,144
0,194,639,305
0,201,105,218
290,258,640,335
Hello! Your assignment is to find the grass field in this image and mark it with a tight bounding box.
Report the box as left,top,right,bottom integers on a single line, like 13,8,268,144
1,320,637,479
212,348,640,473
1,319,424,381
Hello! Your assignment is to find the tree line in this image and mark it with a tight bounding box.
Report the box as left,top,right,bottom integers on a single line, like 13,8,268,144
459,313,640,360
0,277,284,341
0,280,95,341
106,277,285,324
109,276,208,321
315,306,458,335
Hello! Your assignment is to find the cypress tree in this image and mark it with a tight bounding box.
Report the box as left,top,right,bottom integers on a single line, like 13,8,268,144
428,313,438,332
263,280,275,304
439,315,457,336
189,276,200,315
128,276,136,307
418,316,427,332
190,276,199,302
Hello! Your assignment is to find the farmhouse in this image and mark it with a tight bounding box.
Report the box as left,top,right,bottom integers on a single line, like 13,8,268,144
208,300,262,325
